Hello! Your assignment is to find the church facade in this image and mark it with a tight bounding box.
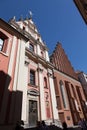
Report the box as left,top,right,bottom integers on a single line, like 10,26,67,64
0,17,87,130
0,18,59,130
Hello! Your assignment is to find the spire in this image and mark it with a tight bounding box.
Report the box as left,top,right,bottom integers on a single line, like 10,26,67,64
8,16,16,23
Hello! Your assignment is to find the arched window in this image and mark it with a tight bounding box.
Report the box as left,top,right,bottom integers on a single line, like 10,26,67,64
59,80,68,108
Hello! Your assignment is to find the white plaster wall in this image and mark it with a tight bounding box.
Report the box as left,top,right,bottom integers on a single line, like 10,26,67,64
37,44,41,56
21,64,28,121
8,36,17,84
25,41,29,48
45,50,49,62
13,39,21,91
16,40,25,91
14,39,28,121
19,23,23,29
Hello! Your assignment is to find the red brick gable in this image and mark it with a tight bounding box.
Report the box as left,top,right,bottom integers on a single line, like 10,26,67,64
50,43,78,79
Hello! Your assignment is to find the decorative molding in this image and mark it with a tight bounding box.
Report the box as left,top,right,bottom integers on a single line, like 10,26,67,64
37,67,43,73
27,89,39,96
25,56,30,65
47,69,53,78
47,72,53,78
37,63,43,73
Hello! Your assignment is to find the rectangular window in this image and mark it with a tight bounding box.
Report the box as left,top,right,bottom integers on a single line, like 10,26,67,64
56,96,62,110
29,43,34,52
30,70,35,85
0,34,8,53
0,38,4,51
44,77,47,88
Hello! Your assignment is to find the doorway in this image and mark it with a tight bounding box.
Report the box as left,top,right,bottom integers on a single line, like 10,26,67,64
29,100,38,127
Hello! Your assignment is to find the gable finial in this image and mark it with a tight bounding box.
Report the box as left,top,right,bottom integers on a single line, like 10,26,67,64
29,10,33,19
13,16,16,21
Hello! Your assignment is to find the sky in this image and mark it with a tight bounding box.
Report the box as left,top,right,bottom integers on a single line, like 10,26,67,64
0,0,87,73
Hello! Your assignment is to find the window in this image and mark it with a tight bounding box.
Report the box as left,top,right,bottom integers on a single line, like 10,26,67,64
0,38,4,51
71,84,77,98
60,80,68,108
0,32,8,53
29,43,34,52
56,96,62,110
23,26,25,30
44,77,47,88
30,70,35,85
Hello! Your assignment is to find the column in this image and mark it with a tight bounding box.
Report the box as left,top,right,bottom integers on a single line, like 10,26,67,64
47,69,59,121
11,39,28,122
38,64,46,120
15,40,28,122
21,56,29,122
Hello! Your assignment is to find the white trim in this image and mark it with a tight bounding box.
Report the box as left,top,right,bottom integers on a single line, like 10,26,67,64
49,76,59,120
13,39,20,91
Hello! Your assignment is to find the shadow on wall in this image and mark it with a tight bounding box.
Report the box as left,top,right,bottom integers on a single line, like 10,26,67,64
0,70,23,130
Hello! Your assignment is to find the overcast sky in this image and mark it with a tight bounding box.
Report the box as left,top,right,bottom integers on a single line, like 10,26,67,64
0,0,87,73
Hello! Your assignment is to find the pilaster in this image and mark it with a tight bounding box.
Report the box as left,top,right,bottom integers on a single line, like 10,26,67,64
47,69,59,121
37,64,46,120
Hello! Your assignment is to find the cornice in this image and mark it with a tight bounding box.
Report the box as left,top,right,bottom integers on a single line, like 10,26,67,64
25,47,54,70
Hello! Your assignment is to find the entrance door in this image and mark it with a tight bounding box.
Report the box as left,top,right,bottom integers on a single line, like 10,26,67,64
29,100,38,127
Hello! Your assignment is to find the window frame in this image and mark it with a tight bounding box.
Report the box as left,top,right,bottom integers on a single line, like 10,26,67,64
0,38,4,51
44,77,48,88
30,70,35,86
29,43,34,52
0,32,8,53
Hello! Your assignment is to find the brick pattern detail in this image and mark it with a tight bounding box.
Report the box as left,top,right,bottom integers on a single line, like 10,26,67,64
50,43,78,79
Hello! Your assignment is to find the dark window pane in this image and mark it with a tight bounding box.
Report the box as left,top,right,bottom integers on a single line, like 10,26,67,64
30,70,35,85
0,38,4,51
29,44,34,52
44,77,47,88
